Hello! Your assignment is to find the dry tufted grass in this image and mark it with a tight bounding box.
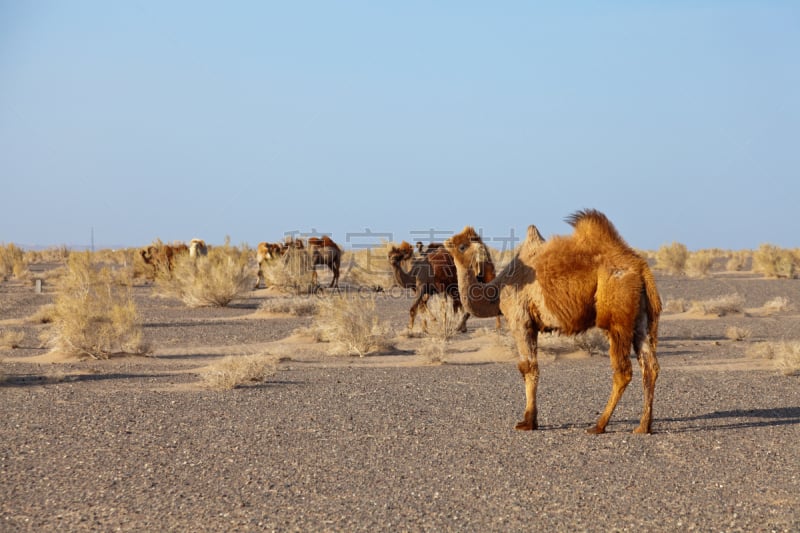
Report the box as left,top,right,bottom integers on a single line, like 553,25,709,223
312,295,394,357
44,251,145,359
200,353,278,390
156,239,252,307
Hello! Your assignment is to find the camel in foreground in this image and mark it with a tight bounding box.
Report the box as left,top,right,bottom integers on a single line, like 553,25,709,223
444,210,661,434
388,240,497,333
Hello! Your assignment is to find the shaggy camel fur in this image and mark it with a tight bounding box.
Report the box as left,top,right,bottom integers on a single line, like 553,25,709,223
388,240,497,333
445,210,661,434
307,236,343,288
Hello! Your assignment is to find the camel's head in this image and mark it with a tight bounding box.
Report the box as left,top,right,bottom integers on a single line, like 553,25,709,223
444,226,485,268
387,241,415,266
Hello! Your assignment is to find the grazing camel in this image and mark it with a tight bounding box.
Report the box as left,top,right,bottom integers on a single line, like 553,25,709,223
444,210,661,434
254,242,284,289
387,240,497,333
140,242,189,277
307,236,343,289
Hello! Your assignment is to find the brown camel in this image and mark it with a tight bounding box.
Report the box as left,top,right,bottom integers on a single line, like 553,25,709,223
140,242,189,278
444,210,661,434
307,236,343,288
387,240,497,333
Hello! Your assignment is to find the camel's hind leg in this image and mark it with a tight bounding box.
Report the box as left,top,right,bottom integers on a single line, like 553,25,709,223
588,328,633,434
633,304,659,434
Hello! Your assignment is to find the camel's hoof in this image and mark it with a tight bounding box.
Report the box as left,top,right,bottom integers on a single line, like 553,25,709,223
514,421,536,431
586,425,605,435
633,426,651,435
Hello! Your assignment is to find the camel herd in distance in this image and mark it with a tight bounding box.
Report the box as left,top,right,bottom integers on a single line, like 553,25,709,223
136,209,663,434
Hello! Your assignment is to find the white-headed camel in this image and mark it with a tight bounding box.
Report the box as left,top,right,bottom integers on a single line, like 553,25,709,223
444,209,661,434
387,240,497,333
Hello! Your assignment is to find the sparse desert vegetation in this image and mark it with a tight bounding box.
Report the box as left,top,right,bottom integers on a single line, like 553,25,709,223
1,239,799,532
655,241,689,275
43,251,145,359
753,243,797,278
312,294,394,357
200,353,278,390
155,239,252,307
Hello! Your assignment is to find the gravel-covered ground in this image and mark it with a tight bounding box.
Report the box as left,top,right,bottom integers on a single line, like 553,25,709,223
2,271,799,531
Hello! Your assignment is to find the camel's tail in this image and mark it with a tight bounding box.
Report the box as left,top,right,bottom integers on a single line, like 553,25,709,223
642,264,661,340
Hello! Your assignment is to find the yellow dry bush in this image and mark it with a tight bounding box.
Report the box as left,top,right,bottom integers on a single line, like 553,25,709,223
0,330,25,349
45,251,144,359
340,242,395,291
655,242,688,275
156,240,252,307
313,295,394,357
0,243,27,281
747,341,800,376
753,244,796,279
686,250,714,278
725,250,751,272
262,248,318,295
200,354,278,390
725,326,751,341
688,293,745,317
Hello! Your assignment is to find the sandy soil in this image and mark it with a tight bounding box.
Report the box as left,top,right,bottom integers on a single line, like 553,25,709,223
1,267,799,531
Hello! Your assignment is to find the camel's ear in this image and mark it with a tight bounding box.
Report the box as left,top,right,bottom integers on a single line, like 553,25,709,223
526,225,545,245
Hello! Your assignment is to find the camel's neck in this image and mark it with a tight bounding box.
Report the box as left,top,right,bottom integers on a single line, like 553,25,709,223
390,261,416,289
455,261,502,317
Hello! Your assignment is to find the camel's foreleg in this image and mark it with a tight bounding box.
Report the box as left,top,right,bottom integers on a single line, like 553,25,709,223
589,329,633,434
513,320,539,430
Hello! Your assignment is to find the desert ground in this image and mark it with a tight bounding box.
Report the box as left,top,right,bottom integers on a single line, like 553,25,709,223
1,261,799,531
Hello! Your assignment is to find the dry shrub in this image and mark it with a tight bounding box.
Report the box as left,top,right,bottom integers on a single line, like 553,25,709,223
200,354,277,390
0,330,25,349
156,241,252,307
341,242,395,291
37,245,70,263
753,244,796,279
775,342,800,376
655,242,688,275
27,304,56,324
258,296,317,317
262,248,317,295
313,295,393,357
762,296,791,314
663,297,688,314
747,341,800,376
0,243,27,281
686,250,714,278
418,295,465,361
725,326,751,341
44,251,144,359
689,294,745,317
573,328,608,355
726,250,751,272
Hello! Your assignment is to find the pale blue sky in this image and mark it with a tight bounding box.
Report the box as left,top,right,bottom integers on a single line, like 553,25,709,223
1,1,798,251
